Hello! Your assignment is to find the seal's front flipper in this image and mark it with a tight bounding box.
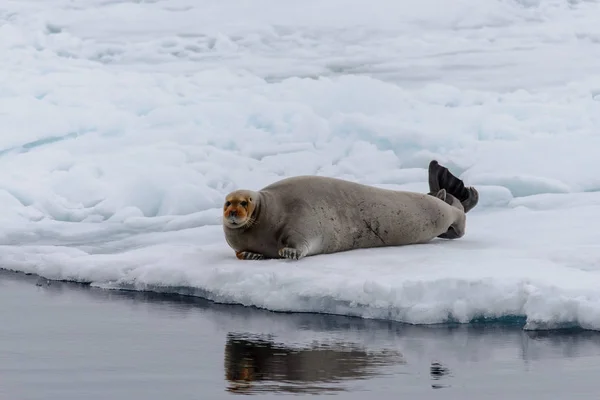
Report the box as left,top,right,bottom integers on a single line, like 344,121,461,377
278,231,312,261
428,160,479,213
236,251,266,260
278,247,307,260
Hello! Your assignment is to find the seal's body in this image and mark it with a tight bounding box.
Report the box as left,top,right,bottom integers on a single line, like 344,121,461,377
222,160,478,261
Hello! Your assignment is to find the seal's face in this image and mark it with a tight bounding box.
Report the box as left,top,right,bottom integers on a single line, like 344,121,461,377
222,190,257,229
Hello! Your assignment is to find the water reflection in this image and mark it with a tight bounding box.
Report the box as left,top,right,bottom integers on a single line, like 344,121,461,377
4,269,600,398
223,332,405,394
430,362,451,389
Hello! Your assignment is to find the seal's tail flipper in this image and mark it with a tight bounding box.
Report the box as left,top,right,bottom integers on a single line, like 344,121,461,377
428,160,479,213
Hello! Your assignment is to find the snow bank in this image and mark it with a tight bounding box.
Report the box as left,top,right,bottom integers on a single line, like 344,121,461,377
1,0,600,330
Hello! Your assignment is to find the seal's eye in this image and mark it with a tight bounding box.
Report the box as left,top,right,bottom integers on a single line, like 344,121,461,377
240,201,248,207
225,201,231,207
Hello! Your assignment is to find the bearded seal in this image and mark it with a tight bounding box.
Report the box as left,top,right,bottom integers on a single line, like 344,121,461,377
222,160,479,261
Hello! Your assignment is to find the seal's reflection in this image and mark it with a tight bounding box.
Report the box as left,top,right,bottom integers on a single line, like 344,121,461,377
224,332,405,394
430,361,451,389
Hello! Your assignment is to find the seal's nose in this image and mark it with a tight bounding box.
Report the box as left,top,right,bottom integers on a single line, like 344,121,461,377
229,210,238,217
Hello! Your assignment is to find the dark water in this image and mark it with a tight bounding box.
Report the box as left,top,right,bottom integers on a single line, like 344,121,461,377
2,270,600,399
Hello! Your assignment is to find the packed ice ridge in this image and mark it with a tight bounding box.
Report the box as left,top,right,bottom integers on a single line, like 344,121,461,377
2,0,600,331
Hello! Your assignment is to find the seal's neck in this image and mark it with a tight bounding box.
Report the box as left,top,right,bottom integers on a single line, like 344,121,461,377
243,191,262,231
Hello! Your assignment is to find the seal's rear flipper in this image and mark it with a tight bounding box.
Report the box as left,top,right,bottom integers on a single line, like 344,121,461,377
428,160,479,213
438,228,461,240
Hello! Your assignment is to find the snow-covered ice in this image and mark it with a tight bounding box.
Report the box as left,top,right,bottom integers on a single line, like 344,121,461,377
2,0,600,330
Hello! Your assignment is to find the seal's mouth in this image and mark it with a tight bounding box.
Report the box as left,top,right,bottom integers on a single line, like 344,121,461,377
225,216,246,227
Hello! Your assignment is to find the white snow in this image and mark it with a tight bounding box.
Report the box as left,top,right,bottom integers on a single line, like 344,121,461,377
2,0,600,330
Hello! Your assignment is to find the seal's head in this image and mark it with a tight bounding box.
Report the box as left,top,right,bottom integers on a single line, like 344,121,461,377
222,190,259,229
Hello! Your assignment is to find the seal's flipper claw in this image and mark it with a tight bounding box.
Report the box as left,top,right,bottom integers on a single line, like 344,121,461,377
236,251,265,260
278,247,305,261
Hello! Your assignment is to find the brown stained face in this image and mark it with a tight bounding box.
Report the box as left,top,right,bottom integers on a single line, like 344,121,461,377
223,191,255,228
